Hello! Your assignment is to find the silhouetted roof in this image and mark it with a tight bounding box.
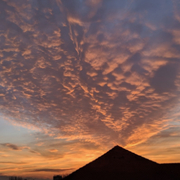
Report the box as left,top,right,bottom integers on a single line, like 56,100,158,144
63,145,161,180
63,145,180,180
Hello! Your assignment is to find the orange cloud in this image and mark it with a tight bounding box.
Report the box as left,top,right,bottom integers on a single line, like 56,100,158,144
48,149,58,153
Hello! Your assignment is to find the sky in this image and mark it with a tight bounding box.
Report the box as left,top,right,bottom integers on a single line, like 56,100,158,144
0,0,180,179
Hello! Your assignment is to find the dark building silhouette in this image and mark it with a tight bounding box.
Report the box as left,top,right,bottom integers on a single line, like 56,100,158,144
53,175,63,180
63,145,180,180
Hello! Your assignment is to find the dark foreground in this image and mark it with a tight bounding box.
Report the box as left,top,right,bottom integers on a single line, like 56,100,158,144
63,146,180,180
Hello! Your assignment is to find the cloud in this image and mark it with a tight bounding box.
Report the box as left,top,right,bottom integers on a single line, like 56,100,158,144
29,168,74,172
35,142,44,147
48,149,58,153
0,143,40,156
0,0,180,158
0,143,24,151
128,125,180,163
150,63,178,93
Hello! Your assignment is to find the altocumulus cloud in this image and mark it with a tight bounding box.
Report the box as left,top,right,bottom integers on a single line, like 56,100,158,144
0,0,180,148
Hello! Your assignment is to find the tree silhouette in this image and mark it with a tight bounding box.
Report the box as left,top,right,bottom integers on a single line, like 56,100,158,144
9,176,24,180
53,175,63,180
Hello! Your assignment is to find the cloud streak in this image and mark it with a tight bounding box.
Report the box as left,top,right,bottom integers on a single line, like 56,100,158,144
0,143,27,151
0,143,40,155
29,168,74,172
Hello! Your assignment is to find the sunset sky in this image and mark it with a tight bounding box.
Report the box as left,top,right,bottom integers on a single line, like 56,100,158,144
0,0,180,179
